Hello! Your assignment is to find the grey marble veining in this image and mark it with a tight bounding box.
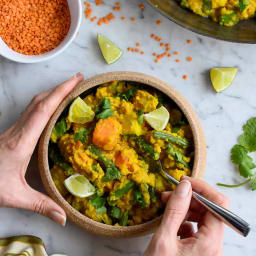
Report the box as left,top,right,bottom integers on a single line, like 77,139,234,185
0,0,256,255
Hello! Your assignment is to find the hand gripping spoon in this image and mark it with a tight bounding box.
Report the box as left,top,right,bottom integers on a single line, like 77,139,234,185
158,160,250,237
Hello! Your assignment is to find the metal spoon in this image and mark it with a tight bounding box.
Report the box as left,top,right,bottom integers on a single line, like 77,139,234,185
158,160,250,237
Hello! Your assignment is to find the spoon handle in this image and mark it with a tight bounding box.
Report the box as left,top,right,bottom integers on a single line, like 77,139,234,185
161,170,250,237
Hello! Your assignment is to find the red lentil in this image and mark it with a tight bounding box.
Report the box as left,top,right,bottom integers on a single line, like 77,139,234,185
167,54,172,57
130,17,135,22
0,0,71,55
183,75,188,79
156,20,162,25
174,51,179,55
151,34,155,38
139,4,144,9
153,53,156,56
121,16,126,21
140,51,144,55
95,0,103,5
175,59,180,63
187,57,192,62
187,39,191,44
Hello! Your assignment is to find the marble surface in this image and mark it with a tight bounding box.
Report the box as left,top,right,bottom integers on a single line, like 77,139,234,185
0,0,256,255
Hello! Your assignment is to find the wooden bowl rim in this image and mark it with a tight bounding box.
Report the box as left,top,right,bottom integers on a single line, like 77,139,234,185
38,71,207,238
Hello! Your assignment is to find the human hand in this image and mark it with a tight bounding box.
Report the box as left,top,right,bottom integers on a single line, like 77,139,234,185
144,177,229,256
0,73,84,226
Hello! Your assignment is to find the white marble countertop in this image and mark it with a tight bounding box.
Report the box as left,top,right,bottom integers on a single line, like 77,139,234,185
1,0,256,255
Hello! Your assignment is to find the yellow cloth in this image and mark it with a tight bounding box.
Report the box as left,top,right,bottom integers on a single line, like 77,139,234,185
0,235,66,256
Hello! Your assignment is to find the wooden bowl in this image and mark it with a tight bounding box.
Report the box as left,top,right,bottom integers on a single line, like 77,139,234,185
38,71,206,238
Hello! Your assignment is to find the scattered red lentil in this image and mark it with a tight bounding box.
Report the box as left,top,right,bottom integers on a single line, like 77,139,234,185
160,42,164,47
127,47,131,51
131,48,135,52
175,59,180,63
167,54,172,57
135,48,139,52
151,34,155,38
154,59,159,63
0,0,71,55
174,51,179,55
136,43,140,47
140,51,144,55
139,4,144,9
156,20,162,25
121,16,126,21
187,57,192,62
95,0,103,6
153,53,156,56
130,17,135,22
187,39,191,44
183,75,188,79
90,16,97,22
116,1,120,5
113,6,121,11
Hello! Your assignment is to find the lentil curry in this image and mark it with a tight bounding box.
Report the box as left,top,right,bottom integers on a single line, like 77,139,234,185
180,0,256,26
49,81,194,226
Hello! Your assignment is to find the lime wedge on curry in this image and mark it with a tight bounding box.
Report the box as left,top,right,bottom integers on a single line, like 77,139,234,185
64,174,95,198
144,106,170,130
97,33,123,64
68,97,95,124
210,67,238,92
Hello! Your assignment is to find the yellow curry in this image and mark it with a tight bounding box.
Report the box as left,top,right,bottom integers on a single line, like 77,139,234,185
49,81,194,226
181,0,255,26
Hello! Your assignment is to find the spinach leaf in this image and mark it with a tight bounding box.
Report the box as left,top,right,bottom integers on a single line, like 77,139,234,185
51,118,67,143
137,109,144,125
118,88,137,101
109,206,121,219
74,127,91,144
119,211,129,226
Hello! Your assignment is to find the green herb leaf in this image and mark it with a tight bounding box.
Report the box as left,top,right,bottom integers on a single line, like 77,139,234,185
137,109,144,125
96,98,114,120
231,145,256,178
51,118,67,143
203,0,212,11
133,189,146,207
156,92,164,108
220,13,239,26
119,88,137,101
239,0,250,12
238,117,256,152
119,211,129,226
149,186,156,202
96,206,107,214
102,98,111,109
102,167,122,182
89,194,106,211
96,109,114,119
74,127,91,144
109,206,121,219
251,178,256,191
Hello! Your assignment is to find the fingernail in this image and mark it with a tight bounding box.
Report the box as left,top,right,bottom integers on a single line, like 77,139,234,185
175,180,191,198
50,211,66,226
75,72,83,79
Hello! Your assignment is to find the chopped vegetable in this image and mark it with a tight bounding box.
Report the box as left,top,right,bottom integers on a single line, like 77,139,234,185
89,193,107,214
74,127,92,144
49,147,74,176
203,0,212,11
109,206,121,219
133,136,160,160
119,211,129,226
166,144,189,168
118,87,137,101
51,118,67,143
88,145,121,182
154,131,189,148
96,98,114,120
132,189,146,207
220,13,239,26
114,181,135,198
239,0,250,12
148,186,156,202
137,109,144,124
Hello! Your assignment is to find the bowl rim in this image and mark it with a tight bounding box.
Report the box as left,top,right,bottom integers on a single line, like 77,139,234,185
0,0,82,63
38,71,207,238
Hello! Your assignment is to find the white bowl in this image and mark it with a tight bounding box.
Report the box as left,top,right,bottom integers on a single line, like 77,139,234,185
0,0,82,63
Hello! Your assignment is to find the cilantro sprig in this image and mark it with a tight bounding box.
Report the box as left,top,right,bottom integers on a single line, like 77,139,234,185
217,117,256,190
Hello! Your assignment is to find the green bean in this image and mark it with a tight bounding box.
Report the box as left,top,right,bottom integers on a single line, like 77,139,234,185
154,131,189,148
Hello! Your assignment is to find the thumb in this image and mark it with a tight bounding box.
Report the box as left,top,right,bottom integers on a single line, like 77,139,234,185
22,187,66,226
160,180,192,239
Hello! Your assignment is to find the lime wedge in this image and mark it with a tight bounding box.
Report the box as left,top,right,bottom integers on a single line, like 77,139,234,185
68,97,95,124
210,67,238,93
97,33,123,64
144,106,170,130
64,174,95,198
